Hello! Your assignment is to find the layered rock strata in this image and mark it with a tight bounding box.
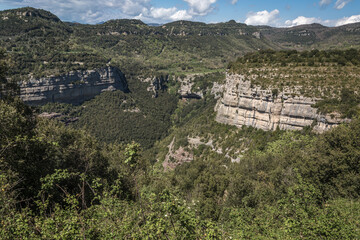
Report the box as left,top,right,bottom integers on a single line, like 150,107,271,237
215,74,347,133
20,66,128,105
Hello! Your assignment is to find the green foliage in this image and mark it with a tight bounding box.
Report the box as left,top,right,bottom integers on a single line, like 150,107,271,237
1,7,359,80
39,75,178,149
227,49,360,116
7,8,358,80
2,90,360,239
2,8,360,238
313,88,360,118
0,8,107,79
125,142,141,168
0,99,111,207
299,117,360,199
0,49,18,100
72,79,178,148
190,72,225,94
229,49,360,69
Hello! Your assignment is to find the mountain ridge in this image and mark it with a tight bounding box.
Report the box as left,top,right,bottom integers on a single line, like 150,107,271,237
1,7,359,81
1,7,359,35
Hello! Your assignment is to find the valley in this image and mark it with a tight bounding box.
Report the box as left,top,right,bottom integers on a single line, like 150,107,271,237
1,6,360,239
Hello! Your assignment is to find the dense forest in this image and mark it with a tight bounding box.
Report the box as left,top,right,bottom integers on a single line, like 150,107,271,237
1,7,360,239
2,47,360,239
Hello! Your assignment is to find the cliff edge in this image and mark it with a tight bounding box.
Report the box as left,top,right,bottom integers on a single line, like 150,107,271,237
215,74,348,133
20,66,128,105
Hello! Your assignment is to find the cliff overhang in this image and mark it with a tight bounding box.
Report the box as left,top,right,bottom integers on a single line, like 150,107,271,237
20,66,128,105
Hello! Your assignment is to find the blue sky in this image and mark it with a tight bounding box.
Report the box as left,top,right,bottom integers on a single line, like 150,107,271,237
0,0,359,27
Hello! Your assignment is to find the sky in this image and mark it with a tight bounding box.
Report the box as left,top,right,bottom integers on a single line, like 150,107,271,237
0,0,359,27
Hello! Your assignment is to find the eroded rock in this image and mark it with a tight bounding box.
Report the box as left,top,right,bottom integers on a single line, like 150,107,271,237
20,67,128,105
20,66,128,105
215,73,348,133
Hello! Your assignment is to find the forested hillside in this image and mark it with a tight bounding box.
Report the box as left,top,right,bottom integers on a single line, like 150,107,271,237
1,7,360,239
1,7,360,80
2,48,360,238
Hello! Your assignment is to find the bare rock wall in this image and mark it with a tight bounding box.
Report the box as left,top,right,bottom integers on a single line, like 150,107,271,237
20,66,128,105
215,74,347,133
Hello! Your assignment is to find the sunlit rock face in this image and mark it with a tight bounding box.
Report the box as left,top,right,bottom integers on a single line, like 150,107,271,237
215,74,347,133
20,66,128,105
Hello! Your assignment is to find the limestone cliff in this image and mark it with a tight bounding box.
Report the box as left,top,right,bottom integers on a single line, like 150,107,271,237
144,75,168,98
215,74,348,133
20,66,128,105
142,74,202,99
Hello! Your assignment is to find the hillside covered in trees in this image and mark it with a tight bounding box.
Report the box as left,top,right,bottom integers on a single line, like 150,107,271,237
1,60,360,239
1,7,360,80
1,7,360,239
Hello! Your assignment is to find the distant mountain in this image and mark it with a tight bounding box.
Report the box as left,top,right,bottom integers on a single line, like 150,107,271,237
147,23,163,27
261,22,360,48
0,7,359,79
0,7,69,36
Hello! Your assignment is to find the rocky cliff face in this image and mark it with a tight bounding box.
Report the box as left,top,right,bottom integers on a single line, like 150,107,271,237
20,66,128,105
215,74,347,133
142,74,202,99
144,75,169,98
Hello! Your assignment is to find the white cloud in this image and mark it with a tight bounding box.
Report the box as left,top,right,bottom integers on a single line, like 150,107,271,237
231,0,238,4
0,0,217,23
334,14,360,26
140,7,192,21
146,7,178,19
285,16,322,27
183,0,217,16
284,14,360,27
319,0,332,6
334,0,352,9
81,10,101,22
169,10,192,21
116,0,151,15
244,9,280,26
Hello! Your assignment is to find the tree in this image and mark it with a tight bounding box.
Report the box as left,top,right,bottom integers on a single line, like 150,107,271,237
0,49,19,100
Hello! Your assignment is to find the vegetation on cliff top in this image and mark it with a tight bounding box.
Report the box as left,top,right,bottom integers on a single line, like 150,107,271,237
228,49,360,117
1,7,360,239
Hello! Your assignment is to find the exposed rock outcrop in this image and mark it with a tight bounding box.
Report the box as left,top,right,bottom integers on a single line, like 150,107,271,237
145,75,168,98
215,74,348,133
163,137,193,171
177,75,203,99
142,74,202,99
20,66,128,105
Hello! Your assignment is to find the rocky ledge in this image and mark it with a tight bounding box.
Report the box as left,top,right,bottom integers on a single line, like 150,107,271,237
215,74,349,133
20,66,128,105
